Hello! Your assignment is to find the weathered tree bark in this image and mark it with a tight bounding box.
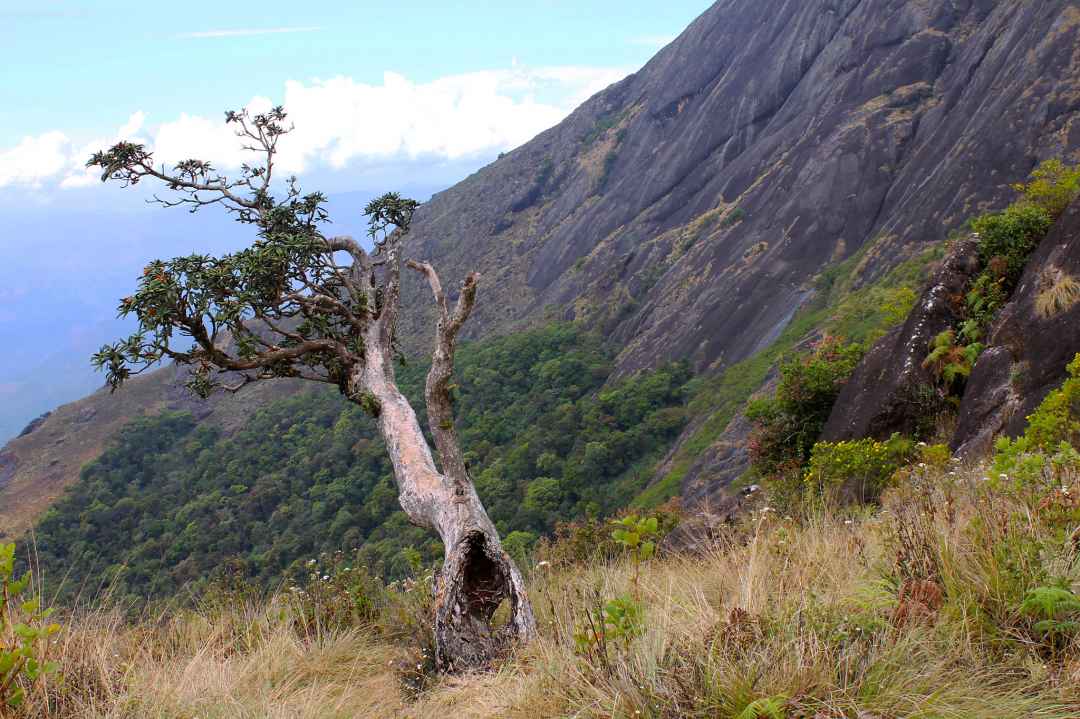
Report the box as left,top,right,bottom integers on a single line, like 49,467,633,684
89,115,536,673
347,243,536,672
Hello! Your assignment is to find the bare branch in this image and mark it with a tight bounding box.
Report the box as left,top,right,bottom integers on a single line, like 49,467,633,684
407,261,481,485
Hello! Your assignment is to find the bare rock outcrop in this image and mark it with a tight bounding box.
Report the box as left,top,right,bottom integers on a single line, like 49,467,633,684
822,239,979,441
952,198,1080,455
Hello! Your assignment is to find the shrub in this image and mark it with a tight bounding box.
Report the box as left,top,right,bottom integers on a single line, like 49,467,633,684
804,434,916,503
284,550,388,637
970,203,1052,293
1011,158,1080,218
722,206,747,228
536,504,679,568
610,514,659,587
747,337,865,507
0,544,62,711
993,353,1080,495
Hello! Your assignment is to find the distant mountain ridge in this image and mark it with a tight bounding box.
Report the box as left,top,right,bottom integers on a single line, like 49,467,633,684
4,0,1080,535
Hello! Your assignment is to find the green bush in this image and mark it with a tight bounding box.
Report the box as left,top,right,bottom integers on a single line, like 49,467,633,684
0,544,61,711
926,160,1079,403
747,337,865,507
804,434,916,503
993,353,1080,495
970,204,1053,294
1011,158,1080,218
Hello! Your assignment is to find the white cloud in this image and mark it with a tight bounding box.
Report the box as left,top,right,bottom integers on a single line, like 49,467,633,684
1,65,629,191
0,131,69,188
59,111,150,188
176,26,321,39
117,111,146,138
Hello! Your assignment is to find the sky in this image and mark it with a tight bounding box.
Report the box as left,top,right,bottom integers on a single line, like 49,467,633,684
0,0,710,441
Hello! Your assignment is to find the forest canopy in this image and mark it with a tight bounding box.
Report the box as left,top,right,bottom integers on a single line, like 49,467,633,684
32,323,690,605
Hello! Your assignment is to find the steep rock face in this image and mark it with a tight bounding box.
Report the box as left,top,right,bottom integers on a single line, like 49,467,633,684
953,197,1080,455
402,0,1080,380
822,239,979,442
826,197,1080,456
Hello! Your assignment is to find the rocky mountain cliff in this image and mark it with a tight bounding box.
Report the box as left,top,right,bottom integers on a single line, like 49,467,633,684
825,194,1080,454
401,0,1080,378
4,0,1080,534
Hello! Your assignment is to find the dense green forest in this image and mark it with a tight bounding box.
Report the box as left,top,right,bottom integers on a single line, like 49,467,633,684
31,323,691,604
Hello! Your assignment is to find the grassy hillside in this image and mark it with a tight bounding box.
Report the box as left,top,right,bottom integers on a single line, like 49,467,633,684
8,445,1080,718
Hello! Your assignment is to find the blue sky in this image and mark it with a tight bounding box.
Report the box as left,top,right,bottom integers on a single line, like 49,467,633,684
1,1,708,196
0,0,710,440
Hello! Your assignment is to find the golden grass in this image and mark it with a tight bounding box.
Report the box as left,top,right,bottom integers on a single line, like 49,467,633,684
1036,266,1080,319
14,464,1080,718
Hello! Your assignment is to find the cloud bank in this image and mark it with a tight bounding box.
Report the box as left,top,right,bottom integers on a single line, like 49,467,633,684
2,65,627,191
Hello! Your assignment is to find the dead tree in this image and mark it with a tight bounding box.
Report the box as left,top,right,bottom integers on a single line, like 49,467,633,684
88,106,535,671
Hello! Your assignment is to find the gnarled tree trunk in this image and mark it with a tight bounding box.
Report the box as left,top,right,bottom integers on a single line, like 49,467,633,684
348,247,535,672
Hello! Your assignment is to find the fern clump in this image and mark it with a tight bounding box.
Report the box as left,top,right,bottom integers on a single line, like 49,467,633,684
922,329,983,397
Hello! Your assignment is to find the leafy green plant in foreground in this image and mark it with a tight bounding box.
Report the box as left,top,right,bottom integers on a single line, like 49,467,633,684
1021,586,1080,653
610,514,658,586
572,591,644,674
0,544,61,711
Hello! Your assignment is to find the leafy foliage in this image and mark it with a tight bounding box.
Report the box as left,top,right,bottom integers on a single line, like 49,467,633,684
89,108,417,401
927,159,1080,401
1010,158,1080,218
573,591,644,673
610,514,659,587
1020,586,1080,640
735,696,787,719
804,434,916,503
0,544,61,711
993,353,1080,496
922,329,983,397
747,337,865,508
32,324,691,605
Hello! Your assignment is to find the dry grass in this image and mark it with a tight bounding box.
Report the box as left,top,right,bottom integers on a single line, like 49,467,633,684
13,463,1080,718
1036,266,1080,319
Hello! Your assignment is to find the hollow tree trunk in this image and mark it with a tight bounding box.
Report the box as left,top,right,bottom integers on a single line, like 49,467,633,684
351,290,535,672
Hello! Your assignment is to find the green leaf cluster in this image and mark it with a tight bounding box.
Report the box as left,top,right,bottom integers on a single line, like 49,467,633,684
746,336,865,507
0,544,61,710
993,353,1080,493
804,434,916,503
1020,585,1080,656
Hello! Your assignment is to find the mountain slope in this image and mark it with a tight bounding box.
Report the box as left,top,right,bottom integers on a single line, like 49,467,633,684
401,0,1080,378
5,0,1080,533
